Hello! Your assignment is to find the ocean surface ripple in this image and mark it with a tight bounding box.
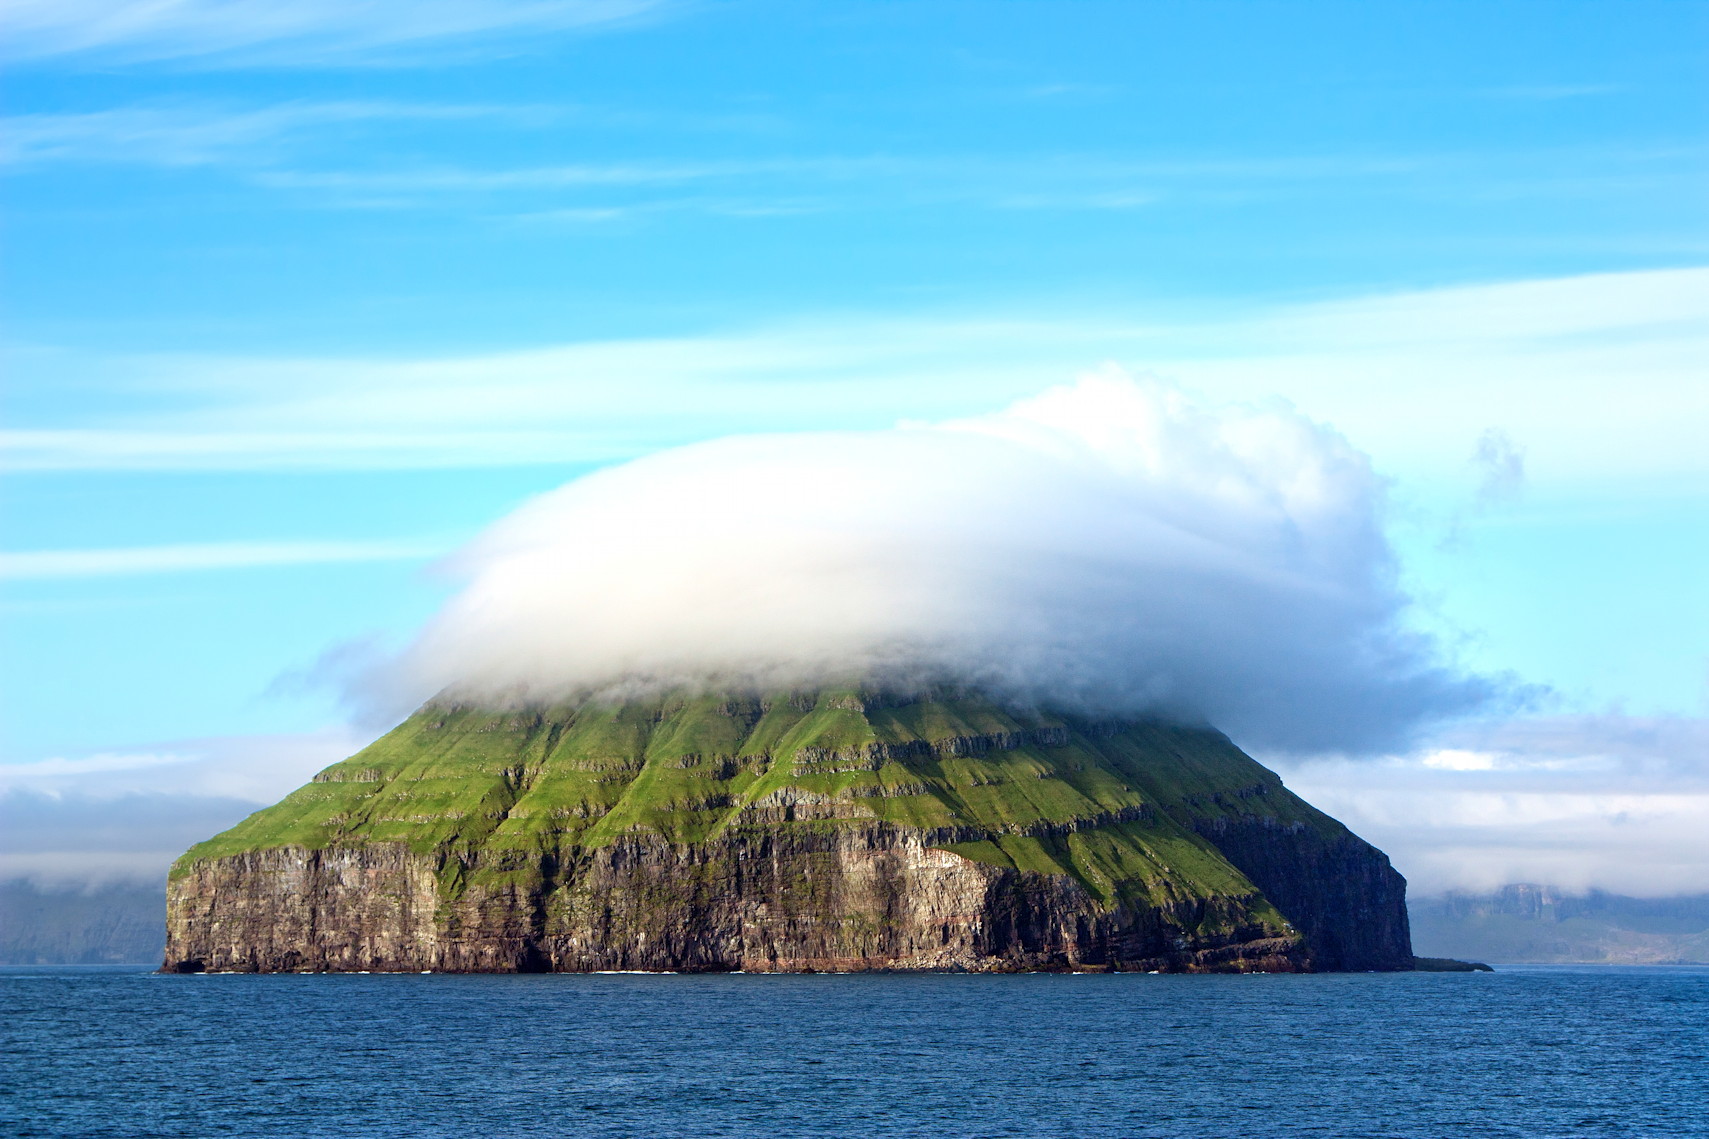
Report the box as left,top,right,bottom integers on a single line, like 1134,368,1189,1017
4,965,1705,1137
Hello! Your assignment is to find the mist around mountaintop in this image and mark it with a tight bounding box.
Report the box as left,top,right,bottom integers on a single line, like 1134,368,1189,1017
370,371,1508,753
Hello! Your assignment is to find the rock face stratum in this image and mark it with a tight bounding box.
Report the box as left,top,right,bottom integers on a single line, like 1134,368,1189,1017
165,689,1413,973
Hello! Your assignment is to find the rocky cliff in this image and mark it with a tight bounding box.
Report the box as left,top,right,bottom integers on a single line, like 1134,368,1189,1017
165,689,1413,973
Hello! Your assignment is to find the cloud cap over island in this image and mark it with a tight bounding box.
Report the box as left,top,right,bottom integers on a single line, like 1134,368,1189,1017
383,372,1505,752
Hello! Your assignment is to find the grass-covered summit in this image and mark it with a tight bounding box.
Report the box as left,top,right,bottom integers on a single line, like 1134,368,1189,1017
168,687,1413,973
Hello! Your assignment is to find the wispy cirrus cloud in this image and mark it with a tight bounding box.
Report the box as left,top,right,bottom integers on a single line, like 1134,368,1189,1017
0,98,786,169
238,144,1700,205
4,267,1705,488
0,730,359,799
0,100,553,167
0,539,445,579
236,150,1458,204
1,0,669,67
7,100,1699,231
507,197,830,226
254,158,803,192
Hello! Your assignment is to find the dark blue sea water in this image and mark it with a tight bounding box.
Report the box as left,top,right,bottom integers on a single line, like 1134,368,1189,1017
3,965,1705,1138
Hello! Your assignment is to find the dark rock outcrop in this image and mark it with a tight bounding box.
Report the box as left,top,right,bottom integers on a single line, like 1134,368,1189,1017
1194,814,1414,971
168,826,1307,974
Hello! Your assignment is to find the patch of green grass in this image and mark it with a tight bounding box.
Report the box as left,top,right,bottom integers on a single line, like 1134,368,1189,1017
171,686,1328,933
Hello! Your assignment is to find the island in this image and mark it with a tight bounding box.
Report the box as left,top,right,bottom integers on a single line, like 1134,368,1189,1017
165,687,1416,973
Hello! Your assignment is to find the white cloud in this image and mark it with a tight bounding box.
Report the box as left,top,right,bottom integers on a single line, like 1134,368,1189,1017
1419,749,1497,771
0,729,362,800
0,101,547,167
1253,264,1705,346
1165,268,1709,493
0,752,192,780
1306,786,1709,898
1469,428,1526,507
0,850,189,886
1,0,666,66
371,372,1498,753
1272,714,1709,896
255,158,796,192
0,539,444,580
0,729,362,883
10,112,1685,223
5,267,1703,491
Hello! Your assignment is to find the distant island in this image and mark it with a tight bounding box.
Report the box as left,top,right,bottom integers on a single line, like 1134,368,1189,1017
1411,885,1709,966
163,687,1416,973
0,880,166,965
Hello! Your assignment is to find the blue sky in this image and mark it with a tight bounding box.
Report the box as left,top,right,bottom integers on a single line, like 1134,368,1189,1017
2,0,1706,892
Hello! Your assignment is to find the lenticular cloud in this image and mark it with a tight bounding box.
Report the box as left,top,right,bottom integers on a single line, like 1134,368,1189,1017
391,370,1496,752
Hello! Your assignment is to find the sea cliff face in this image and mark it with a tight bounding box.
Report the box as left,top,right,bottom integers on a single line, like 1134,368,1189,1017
165,689,1411,973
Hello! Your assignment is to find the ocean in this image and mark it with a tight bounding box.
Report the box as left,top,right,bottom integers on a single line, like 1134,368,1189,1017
3,965,1704,1137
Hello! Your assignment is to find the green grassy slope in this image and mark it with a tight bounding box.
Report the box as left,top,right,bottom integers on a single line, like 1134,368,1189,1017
176,687,1337,927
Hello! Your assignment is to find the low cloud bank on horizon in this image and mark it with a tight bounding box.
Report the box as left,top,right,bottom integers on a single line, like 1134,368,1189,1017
372,372,1507,753
8,713,1705,896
